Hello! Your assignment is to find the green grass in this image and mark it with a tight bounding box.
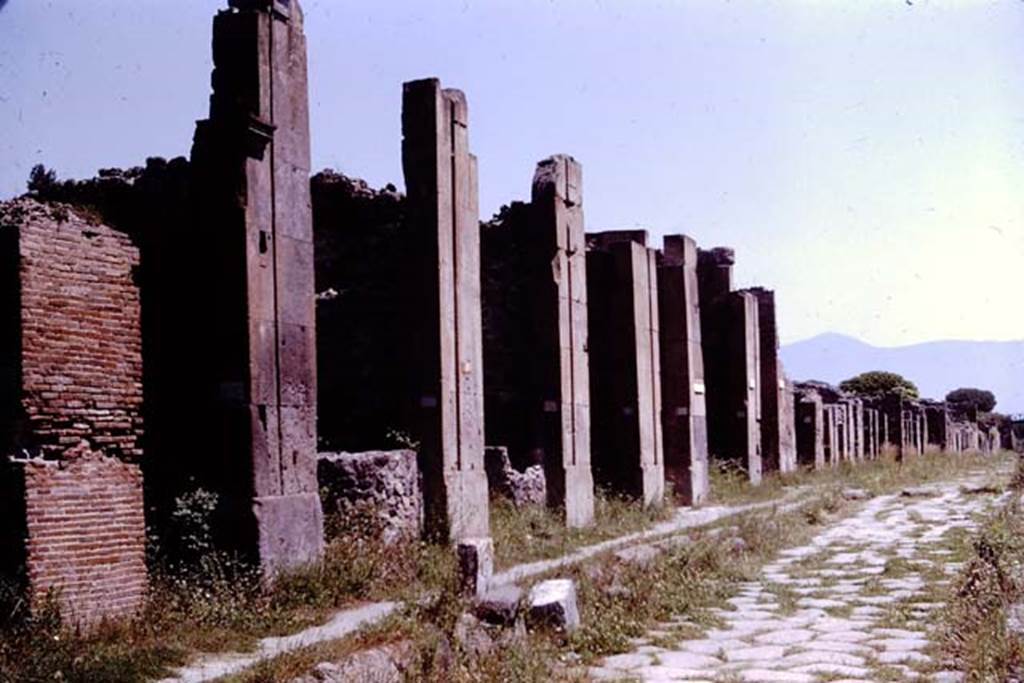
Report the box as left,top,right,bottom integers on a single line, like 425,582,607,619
0,503,458,683
936,491,1024,680
490,489,673,569
709,450,1017,506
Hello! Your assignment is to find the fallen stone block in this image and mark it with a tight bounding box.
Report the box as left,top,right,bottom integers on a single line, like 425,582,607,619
527,578,580,632
612,543,663,567
841,487,870,501
293,640,414,683
475,585,524,626
900,487,939,498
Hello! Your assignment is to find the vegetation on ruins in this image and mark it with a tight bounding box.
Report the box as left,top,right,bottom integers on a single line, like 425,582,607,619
939,471,1024,679
839,370,920,399
946,387,998,414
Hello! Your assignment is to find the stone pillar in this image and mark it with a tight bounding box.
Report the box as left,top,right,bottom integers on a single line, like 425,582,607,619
853,399,865,460
698,249,762,484
778,373,798,472
525,155,594,527
657,235,710,505
881,394,904,460
402,78,490,545
748,288,784,474
822,406,837,465
0,199,147,625
190,0,323,574
796,389,825,469
587,231,664,506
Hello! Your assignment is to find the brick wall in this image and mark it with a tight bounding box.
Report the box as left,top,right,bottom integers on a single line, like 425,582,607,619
4,199,143,460
0,198,146,625
18,453,147,624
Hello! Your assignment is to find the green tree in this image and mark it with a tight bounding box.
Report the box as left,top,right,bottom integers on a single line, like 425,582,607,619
26,164,57,196
945,387,997,413
839,371,919,399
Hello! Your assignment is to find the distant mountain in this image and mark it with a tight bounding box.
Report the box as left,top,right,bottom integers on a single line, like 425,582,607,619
780,333,1024,415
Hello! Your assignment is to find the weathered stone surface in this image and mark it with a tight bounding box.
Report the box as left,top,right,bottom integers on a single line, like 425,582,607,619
698,248,762,483
318,450,422,542
484,446,546,508
292,641,414,683
657,234,711,505
527,578,580,632
749,288,786,474
527,155,595,527
475,585,524,625
458,537,494,598
187,0,322,572
587,231,664,505
402,78,489,543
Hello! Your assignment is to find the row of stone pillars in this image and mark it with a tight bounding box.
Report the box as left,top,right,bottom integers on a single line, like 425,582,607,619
2,0,998,627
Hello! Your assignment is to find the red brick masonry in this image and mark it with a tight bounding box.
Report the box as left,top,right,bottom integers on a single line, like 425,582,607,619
1,199,147,625
18,453,147,625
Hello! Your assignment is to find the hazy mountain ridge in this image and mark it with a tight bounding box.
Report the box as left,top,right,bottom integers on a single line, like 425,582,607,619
780,333,1024,414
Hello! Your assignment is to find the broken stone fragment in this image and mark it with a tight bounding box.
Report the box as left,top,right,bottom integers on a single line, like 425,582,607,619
453,613,495,659
612,543,662,568
475,584,523,626
527,578,580,632
841,487,870,501
483,446,547,507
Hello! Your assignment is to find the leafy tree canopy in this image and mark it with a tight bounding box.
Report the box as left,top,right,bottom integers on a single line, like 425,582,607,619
27,164,57,196
839,371,919,399
945,387,997,414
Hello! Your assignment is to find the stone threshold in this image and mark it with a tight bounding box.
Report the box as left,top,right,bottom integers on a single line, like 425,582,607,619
156,490,811,683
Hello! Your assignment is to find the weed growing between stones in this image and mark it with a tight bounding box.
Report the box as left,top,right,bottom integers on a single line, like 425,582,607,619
939,494,1024,680
564,493,851,663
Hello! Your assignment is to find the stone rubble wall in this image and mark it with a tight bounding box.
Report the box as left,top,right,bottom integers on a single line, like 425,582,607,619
318,450,422,543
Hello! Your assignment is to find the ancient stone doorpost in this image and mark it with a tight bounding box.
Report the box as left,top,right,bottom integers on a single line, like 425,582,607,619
527,155,595,527
401,79,491,555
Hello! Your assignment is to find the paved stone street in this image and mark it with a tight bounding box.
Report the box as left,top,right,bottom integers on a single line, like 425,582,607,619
590,479,1006,683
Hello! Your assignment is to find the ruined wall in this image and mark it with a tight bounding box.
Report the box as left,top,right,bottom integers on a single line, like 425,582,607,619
0,198,146,624
312,172,408,451
480,202,534,470
795,388,824,469
0,200,143,460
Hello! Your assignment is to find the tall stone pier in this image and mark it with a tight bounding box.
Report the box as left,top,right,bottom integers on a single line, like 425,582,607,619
748,288,788,473
402,78,490,546
657,235,710,505
525,155,594,527
189,0,322,573
587,231,664,506
698,249,762,483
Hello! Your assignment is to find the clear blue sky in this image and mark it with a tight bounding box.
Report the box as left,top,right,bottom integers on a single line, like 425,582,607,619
2,0,1022,346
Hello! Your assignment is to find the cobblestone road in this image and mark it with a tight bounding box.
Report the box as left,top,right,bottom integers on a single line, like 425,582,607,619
590,479,1006,683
